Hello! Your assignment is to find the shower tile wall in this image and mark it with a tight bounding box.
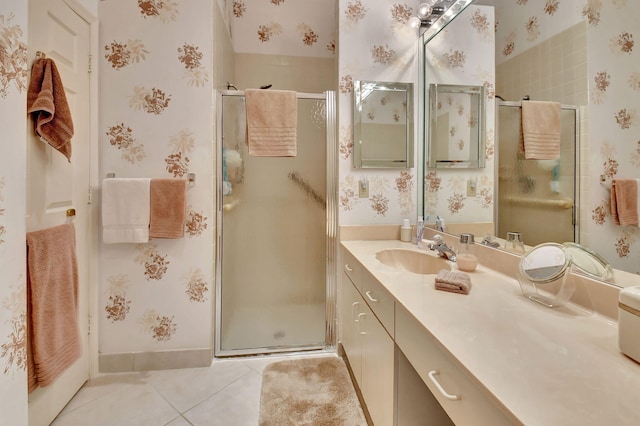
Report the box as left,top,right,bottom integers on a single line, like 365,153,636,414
496,23,588,107
0,1,29,423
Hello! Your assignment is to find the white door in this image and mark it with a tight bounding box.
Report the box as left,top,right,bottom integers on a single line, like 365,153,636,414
27,0,92,424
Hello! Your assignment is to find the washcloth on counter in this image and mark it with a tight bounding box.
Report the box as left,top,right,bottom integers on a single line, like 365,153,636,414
435,269,472,295
102,178,151,243
245,89,297,157
26,224,81,393
611,179,639,226
149,178,187,239
520,101,560,160
27,58,74,162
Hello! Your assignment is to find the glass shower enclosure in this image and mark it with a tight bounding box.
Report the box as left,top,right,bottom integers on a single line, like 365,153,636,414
496,102,579,246
215,91,336,356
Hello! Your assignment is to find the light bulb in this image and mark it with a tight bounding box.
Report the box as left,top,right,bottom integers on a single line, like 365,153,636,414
408,16,422,29
417,3,432,19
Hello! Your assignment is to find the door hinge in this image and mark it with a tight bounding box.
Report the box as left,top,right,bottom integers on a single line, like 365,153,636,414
88,316,91,335
88,186,93,204
88,54,93,74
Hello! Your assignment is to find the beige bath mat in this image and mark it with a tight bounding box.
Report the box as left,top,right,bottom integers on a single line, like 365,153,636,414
258,357,367,426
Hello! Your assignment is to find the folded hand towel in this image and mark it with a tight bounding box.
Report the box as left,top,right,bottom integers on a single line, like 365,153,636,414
245,89,297,157
27,58,74,162
102,178,151,243
611,179,639,226
435,269,472,295
520,101,561,160
26,224,81,392
149,178,187,239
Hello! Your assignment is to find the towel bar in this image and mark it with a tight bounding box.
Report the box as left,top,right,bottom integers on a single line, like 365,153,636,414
35,51,46,59
105,172,196,186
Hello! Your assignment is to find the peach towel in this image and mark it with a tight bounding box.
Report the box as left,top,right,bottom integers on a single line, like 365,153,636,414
611,179,639,226
519,101,561,160
26,224,81,393
434,269,472,295
245,89,297,157
27,58,74,162
149,178,187,239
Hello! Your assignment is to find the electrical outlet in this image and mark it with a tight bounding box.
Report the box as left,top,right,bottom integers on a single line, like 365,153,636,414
467,179,477,197
359,179,369,198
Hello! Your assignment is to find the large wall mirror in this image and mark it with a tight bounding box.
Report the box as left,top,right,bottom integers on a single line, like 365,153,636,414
420,1,640,285
428,84,485,169
353,80,414,169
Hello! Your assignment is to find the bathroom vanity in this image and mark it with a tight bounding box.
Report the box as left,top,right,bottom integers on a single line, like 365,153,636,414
339,239,640,425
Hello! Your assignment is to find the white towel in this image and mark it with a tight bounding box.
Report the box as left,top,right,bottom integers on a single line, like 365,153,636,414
102,178,151,243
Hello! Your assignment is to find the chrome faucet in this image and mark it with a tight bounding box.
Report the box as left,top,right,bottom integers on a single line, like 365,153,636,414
428,234,457,262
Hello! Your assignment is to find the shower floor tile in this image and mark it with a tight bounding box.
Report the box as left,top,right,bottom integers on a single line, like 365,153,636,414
220,302,326,352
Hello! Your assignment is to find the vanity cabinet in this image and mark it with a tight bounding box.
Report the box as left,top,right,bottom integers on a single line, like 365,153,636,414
395,304,515,426
341,252,395,426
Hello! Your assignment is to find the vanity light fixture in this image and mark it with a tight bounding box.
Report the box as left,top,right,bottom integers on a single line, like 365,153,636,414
409,0,471,37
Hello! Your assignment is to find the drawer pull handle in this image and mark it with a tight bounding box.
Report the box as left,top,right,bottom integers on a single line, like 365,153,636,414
365,291,378,302
358,313,366,335
428,370,460,401
345,264,353,272
351,302,360,322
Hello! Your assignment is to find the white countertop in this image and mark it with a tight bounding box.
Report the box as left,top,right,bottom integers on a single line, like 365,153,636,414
342,240,640,426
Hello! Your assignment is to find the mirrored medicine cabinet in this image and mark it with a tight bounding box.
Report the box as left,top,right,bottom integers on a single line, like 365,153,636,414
353,80,414,169
428,83,485,169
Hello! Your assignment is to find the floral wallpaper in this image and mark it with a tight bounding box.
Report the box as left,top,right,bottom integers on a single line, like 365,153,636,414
423,6,495,225
338,2,494,226
587,2,640,275
338,0,422,225
99,0,215,354
232,0,336,57
488,0,640,275
0,1,28,423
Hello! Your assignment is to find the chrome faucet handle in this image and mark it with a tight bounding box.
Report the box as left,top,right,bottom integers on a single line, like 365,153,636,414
432,234,444,244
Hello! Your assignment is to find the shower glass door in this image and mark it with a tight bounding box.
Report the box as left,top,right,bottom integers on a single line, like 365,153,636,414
216,93,328,355
497,103,578,246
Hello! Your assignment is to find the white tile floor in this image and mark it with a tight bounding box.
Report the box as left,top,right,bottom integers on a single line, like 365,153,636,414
52,352,339,426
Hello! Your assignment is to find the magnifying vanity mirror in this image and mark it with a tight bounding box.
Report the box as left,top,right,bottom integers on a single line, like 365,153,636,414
428,84,485,169
353,80,414,169
518,242,614,308
519,243,569,284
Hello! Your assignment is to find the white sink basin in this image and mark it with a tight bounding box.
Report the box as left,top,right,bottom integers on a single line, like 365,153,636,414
375,249,452,274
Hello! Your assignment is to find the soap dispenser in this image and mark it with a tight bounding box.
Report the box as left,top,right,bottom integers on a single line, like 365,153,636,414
457,233,478,272
400,219,412,242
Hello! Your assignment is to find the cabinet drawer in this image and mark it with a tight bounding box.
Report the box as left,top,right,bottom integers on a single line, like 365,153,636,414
342,249,362,289
361,269,395,338
396,305,517,426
